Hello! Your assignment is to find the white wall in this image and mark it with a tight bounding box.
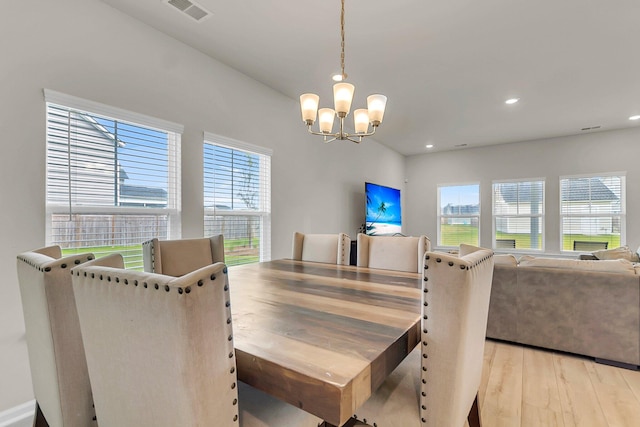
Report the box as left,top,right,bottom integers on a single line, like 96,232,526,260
0,0,405,412
405,127,640,253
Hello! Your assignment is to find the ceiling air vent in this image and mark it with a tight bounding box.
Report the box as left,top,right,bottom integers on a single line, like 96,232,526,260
581,126,602,131
166,0,211,22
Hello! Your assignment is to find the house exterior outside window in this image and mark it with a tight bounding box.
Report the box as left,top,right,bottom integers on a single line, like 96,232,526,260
437,183,480,247
492,179,545,251
45,90,182,269
203,132,271,266
560,174,625,251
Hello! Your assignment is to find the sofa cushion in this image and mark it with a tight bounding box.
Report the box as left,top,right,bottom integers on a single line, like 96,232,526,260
592,246,640,262
519,256,636,275
494,254,518,266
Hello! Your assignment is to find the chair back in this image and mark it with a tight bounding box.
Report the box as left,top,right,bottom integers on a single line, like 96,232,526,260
356,233,430,273
420,244,494,426
16,246,95,427
291,232,351,265
142,235,225,276
71,254,238,427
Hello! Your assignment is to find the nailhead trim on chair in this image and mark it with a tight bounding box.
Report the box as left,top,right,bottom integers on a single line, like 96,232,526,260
18,254,94,272
142,239,156,271
72,265,232,298
420,251,494,424
421,253,430,424
348,415,376,426
220,267,239,423
74,263,239,422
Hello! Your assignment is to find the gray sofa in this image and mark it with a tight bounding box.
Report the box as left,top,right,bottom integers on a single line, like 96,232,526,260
486,256,640,368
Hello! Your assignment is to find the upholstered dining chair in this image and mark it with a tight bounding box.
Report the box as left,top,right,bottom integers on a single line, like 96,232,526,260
16,246,96,427
291,232,351,265
70,254,321,427
142,235,225,276
352,244,495,427
356,233,431,273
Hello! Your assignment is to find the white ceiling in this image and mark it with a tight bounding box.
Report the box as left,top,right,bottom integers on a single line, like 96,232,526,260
100,0,640,156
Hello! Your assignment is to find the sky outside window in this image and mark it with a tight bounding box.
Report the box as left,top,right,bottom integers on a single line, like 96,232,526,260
440,184,480,213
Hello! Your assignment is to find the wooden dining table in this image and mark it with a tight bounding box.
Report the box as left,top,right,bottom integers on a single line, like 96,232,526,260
228,259,422,427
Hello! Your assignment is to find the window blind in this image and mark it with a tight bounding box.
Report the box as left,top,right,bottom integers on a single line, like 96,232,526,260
493,179,544,250
437,184,480,247
203,133,271,266
45,96,181,270
560,174,625,251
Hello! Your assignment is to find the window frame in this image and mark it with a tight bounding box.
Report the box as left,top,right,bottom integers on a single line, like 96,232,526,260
436,182,481,248
44,90,183,268
492,178,545,252
559,172,626,253
203,132,272,266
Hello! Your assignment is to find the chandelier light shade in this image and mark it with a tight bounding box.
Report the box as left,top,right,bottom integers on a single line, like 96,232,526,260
354,109,369,133
299,0,387,143
367,94,387,125
318,108,336,133
300,93,320,124
333,83,355,117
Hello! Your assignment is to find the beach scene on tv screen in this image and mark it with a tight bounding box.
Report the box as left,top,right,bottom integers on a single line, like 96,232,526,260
366,183,402,235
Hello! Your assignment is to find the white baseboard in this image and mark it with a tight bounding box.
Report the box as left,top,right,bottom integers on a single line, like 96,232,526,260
0,400,34,427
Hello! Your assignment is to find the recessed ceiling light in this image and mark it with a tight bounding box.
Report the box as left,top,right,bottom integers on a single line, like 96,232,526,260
332,73,346,82
629,115,640,121
505,98,519,105
426,144,434,149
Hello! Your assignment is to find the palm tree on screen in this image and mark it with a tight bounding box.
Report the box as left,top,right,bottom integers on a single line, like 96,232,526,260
366,201,387,233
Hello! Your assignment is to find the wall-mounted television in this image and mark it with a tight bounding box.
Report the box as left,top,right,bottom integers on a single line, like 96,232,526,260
365,182,402,235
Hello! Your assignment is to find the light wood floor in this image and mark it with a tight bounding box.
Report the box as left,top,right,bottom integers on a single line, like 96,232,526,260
475,340,640,427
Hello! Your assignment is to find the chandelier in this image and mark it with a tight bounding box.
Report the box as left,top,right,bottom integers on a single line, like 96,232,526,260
299,0,387,144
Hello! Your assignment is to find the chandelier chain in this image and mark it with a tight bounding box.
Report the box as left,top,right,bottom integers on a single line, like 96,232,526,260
340,0,346,79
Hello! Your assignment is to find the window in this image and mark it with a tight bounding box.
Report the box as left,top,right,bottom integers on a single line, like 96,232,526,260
492,180,544,251
560,174,625,251
204,132,271,266
437,184,480,247
45,90,182,269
